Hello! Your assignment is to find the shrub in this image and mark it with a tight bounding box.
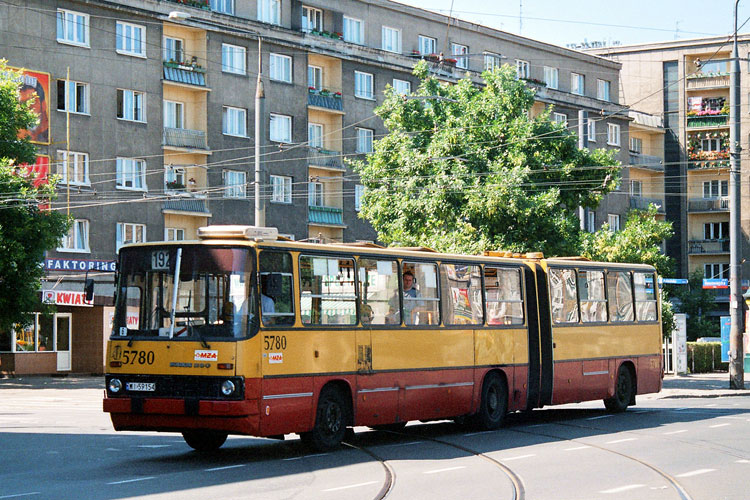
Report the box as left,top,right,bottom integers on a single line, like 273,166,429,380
686,342,728,373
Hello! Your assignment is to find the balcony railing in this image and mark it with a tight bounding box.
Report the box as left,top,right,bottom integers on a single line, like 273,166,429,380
686,74,729,89
162,199,210,215
308,205,344,225
688,159,729,170
687,115,728,128
688,239,730,255
629,152,663,171
630,196,665,212
163,127,208,150
308,91,344,112
308,147,344,170
688,197,729,212
163,61,206,87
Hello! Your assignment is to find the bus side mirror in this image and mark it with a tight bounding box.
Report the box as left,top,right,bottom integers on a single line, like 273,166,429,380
84,278,95,302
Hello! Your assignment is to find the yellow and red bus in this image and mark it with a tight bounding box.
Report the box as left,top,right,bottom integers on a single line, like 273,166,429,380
103,225,662,451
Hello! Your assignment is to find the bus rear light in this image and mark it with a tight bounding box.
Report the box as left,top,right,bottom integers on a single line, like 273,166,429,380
217,363,234,370
110,361,122,367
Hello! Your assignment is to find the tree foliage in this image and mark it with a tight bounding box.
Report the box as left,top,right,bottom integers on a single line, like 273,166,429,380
668,270,720,341
351,62,619,256
0,61,69,332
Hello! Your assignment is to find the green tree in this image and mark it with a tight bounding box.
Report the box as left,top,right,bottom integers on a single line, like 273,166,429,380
0,61,69,332
351,62,619,256
668,269,719,341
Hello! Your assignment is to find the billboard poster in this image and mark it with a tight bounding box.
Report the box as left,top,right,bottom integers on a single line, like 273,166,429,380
11,67,51,145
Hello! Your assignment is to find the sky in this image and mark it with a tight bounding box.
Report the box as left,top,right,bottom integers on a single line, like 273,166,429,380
396,0,750,49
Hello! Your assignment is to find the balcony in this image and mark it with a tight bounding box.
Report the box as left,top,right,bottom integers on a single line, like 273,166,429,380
308,205,344,226
308,147,344,170
688,239,730,255
308,91,343,112
163,127,208,151
630,197,665,212
164,0,210,9
163,61,207,88
629,152,663,171
686,73,729,90
688,160,729,170
162,199,210,216
687,115,728,128
688,197,729,212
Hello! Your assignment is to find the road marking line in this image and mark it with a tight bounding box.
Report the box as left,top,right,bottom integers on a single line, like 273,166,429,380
710,423,731,428
606,438,636,444
108,477,156,485
600,484,645,494
587,415,613,420
283,453,330,461
322,481,379,492
502,454,535,461
705,404,718,407
676,469,716,478
718,416,744,420
0,493,41,499
663,430,688,435
735,459,750,463
565,446,590,451
424,466,466,474
205,464,246,472
385,441,421,447
136,445,171,448
463,430,494,436
105,448,122,451
527,423,550,428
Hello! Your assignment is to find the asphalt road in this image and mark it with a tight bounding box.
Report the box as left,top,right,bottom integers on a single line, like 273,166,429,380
1,375,750,500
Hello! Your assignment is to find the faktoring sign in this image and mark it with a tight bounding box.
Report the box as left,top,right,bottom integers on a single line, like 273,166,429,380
45,258,116,272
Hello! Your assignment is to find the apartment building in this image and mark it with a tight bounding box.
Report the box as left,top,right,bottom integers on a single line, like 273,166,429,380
591,36,750,319
0,0,628,374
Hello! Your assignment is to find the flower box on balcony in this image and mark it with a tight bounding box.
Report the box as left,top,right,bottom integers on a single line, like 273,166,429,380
167,0,210,10
164,60,206,74
309,29,343,40
521,77,547,87
165,181,186,191
686,115,728,128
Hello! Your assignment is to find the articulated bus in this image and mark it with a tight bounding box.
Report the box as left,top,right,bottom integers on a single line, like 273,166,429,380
103,225,662,451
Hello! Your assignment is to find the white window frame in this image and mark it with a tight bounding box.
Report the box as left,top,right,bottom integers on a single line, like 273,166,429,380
211,0,234,15
630,136,643,153
308,122,324,148
56,150,90,186
302,5,323,32
308,65,322,90
355,184,365,211
116,157,147,191
117,89,146,122
553,112,567,126
56,9,89,47
343,17,364,44
269,53,292,83
223,170,247,198
630,179,642,197
571,72,585,95
607,123,621,147
382,26,401,54
544,66,559,89
271,175,292,204
355,71,374,100
703,180,728,198
222,106,247,137
222,43,246,75
116,21,146,57
164,166,186,191
701,138,721,151
608,214,620,232
587,119,596,142
163,100,184,129
258,0,281,25
57,80,89,114
597,79,611,101
269,113,292,143
705,263,729,280
116,222,146,251
58,219,90,253
451,43,469,69
392,78,411,95
356,127,374,153
418,35,436,55
308,181,324,206
516,60,530,79
165,227,185,241
483,52,502,71
163,36,184,63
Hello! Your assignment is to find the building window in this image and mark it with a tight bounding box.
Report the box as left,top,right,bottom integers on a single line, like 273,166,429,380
597,79,610,101
308,123,323,148
516,60,530,79
704,221,729,240
166,228,185,241
223,106,247,137
56,80,89,114
271,175,292,203
163,100,184,129
117,89,145,122
703,180,728,198
701,138,721,151
553,112,567,126
308,181,324,206
222,44,246,74
343,16,364,44
355,71,374,99
705,263,729,280
56,151,89,186
451,43,469,69
116,223,146,251
418,35,436,55
164,166,185,191
308,65,322,90
56,9,89,47
608,214,620,232
258,0,281,25
116,21,146,57
630,179,642,197
484,52,502,71
163,36,184,62
355,184,365,211
392,78,411,95
58,219,89,252
630,136,643,153
382,26,401,54
224,170,247,198
356,128,374,153
607,123,620,146
211,0,234,15
587,212,595,233
544,66,559,89
269,113,292,143
571,72,585,95
269,53,292,83
302,6,322,32
116,157,146,191
588,119,596,142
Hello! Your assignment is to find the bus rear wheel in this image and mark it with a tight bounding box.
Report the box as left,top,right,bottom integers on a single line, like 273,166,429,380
182,430,228,452
604,366,634,413
471,372,507,430
302,386,351,451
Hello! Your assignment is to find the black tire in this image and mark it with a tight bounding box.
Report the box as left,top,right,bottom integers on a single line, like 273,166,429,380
471,372,508,430
370,422,407,432
302,385,351,451
182,430,228,452
604,366,634,413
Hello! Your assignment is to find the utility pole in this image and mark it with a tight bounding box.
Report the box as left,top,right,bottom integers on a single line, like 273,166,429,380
729,0,744,389
255,36,265,227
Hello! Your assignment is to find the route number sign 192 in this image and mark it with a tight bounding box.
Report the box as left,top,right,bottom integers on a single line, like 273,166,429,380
151,250,170,271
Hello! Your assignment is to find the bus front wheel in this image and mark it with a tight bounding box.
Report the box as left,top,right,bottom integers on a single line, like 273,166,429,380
604,366,634,413
471,372,507,430
182,430,228,452
302,385,351,451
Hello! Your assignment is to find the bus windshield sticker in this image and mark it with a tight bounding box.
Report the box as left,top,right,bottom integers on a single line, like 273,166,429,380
377,260,393,275
424,268,437,288
327,259,338,276
269,352,283,364
151,250,170,271
194,350,218,362
313,258,327,276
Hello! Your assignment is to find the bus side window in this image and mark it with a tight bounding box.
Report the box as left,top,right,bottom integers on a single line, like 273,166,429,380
485,267,524,325
440,263,483,326
300,255,357,326
358,258,399,325
634,272,657,321
607,271,634,322
578,270,607,323
402,261,440,326
549,268,579,324
259,251,295,327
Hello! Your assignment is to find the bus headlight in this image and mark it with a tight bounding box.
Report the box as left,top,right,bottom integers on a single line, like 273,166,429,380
221,379,236,396
109,378,123,394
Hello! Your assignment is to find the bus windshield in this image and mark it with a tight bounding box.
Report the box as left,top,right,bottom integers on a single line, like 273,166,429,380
113,245,257,340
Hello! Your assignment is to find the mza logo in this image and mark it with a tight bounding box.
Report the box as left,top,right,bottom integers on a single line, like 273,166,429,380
269,352,283,364
194,350,218,362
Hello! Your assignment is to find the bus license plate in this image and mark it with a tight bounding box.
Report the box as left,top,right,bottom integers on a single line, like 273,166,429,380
126,382,155,392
